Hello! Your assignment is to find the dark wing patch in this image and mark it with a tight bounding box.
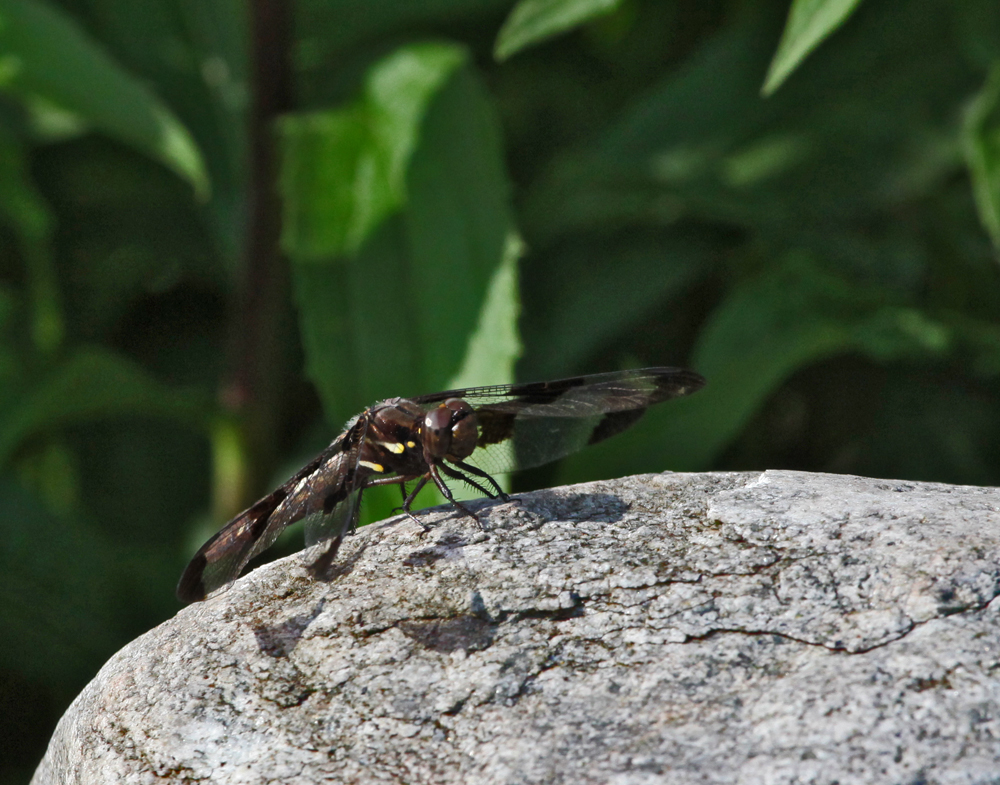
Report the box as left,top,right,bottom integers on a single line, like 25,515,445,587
477,409,517,448
303,418,371,548
587,407,647,446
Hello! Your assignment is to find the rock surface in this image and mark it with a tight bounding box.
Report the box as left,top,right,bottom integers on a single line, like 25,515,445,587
32,470,1000,785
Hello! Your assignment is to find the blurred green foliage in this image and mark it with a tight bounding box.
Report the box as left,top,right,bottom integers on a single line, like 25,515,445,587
1,0,1000,779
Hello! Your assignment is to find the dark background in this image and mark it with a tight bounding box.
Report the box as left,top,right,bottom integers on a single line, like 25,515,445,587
3,0,1000,780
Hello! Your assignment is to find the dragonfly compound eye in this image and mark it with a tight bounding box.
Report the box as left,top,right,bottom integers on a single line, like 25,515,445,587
423,401,478,461
423,406,454,458
443,399,477,461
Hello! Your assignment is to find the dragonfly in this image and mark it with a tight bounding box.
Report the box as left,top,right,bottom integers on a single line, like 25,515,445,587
176,367,705,603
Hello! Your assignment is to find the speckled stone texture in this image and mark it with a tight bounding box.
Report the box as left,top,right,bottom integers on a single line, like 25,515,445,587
32,471,1000,785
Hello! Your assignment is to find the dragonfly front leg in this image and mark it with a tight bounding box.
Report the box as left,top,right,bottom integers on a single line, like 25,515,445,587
428,462,483,529
362,474,426,529
436,462,498,505
446,459,509,501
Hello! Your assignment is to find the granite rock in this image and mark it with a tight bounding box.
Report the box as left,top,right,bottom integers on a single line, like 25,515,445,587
32,471,1000,784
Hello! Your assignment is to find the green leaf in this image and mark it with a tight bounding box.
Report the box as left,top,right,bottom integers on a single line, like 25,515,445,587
283,43,517,408
762,0,865,95
0,347,209,465
963,62,1000,250
0,0,209,196
494,0,622,61
281,44,467,259
282,42,519,524
446,232,523,391
398,65,519,391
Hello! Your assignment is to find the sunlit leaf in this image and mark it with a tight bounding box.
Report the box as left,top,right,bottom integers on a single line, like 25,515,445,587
762,0,865,95
495,0,622,61
283,43,516,404
963,63,1000,250
447,233,523,391
0,0,209,196
280,44,466,259
281,42,519,522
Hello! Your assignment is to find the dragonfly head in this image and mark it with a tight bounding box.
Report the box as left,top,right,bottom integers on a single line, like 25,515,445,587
423,399,478,462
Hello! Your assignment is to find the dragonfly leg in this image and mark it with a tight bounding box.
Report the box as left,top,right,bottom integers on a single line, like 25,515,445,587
428,463,483,528
445,459,510,501
437,462,502,506
395,475,431,532
361,474,427,528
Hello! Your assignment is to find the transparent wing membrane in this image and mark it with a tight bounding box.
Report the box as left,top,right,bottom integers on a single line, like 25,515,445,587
304,487,363,547
415,368,704,415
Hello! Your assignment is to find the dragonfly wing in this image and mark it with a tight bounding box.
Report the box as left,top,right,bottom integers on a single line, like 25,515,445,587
439,368,705,474
176,417,366,603
300,418,370,548
413,368,703,415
